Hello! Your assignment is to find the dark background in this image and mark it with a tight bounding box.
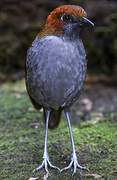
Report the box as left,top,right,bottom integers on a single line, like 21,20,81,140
0,0,117,84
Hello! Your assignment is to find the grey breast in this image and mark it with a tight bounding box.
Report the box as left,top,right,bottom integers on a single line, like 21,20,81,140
26,36,87,110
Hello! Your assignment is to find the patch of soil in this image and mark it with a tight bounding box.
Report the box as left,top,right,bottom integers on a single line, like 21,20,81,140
71,83,117,124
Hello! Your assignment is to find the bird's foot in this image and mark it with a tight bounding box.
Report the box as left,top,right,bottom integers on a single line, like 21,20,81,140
61,153,88,176
34,155,60,173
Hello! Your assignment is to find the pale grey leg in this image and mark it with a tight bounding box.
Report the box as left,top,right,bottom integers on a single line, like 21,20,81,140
34,109,60,173
61,110,88,175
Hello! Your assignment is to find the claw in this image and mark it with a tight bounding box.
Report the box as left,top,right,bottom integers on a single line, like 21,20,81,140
34,157,60,173
61,155,88,176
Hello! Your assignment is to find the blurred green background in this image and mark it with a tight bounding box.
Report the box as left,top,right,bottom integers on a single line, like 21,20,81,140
0,0,117,83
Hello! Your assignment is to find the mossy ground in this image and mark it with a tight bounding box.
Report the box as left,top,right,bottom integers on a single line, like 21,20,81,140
0,80,117,180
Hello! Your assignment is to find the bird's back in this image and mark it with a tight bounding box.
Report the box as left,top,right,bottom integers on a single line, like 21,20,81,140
26,35,87,110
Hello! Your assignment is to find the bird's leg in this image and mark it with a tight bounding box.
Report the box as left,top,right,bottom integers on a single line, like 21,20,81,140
34,109,60,173
61,110,88,175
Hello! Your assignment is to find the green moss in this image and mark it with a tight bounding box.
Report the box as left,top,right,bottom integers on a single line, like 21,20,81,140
0,80,117,179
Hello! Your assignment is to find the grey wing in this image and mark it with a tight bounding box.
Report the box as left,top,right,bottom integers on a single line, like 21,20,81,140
26,37,43,107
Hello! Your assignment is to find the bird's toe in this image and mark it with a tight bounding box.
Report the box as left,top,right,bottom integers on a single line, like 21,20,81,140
61,155,88,175
34,157,60,173
48,160,60,171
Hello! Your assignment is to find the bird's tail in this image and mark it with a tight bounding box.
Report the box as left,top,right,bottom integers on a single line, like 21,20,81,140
43,108,62,129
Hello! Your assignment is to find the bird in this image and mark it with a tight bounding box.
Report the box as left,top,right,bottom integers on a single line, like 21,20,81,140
25,5,94,175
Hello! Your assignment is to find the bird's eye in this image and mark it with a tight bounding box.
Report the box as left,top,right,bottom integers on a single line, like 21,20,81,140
61,14,73,23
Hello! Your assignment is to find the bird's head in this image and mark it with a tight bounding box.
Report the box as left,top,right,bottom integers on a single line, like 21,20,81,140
39,5,94,39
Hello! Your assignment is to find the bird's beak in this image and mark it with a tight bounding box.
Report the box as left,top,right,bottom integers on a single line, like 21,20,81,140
82,17,94,27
